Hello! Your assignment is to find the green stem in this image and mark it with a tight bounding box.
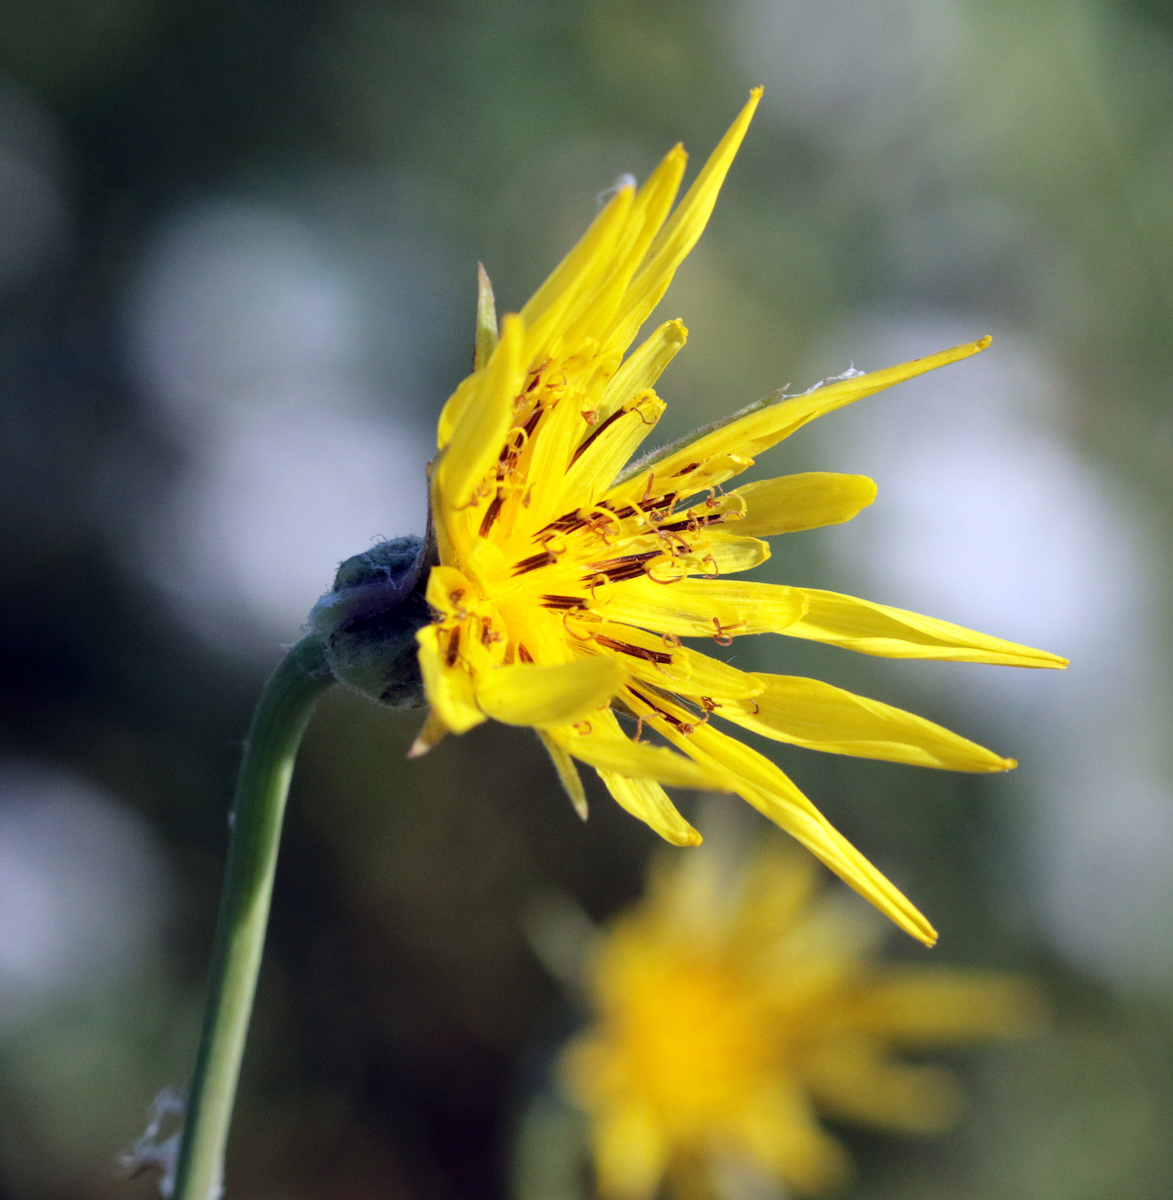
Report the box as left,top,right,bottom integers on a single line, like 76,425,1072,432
173,637,335,1200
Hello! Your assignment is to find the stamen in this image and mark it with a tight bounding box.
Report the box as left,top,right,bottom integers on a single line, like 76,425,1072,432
699,554,720,579
594,635,674,665
537,509,590,538
657,511,722,535
445,626,462,667
513,549,557,576
541,594,586,611
518,644,534,663
570,406,628,466
712,617,738,646
625,685,694,735
588,550,663,584
479,491,505,537
585,506,623,544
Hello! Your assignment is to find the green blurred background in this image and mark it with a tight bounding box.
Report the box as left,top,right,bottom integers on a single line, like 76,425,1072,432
1,0,1172,1196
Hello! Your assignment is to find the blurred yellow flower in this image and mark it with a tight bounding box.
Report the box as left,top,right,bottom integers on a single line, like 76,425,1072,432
560,842,1040,1198
414,89,1065,944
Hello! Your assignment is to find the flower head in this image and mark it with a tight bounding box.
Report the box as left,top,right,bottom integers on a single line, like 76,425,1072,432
414,90,1065,944
560,841,1040,1198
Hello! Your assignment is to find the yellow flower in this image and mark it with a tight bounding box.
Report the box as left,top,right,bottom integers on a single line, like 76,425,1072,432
560,842,1040,1198
413,89,1065,945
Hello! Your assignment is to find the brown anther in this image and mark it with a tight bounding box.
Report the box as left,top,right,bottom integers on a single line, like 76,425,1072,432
479,492,505,537
712,617,737,646
699,554,720,579
540,594,586,611
633,715,646,743
581,408,600,425
594,635,673,665
661,632,683,649
445,626,462,667
512,549,556,576
570,407,627,466
573,720,593,736
746,698,760,715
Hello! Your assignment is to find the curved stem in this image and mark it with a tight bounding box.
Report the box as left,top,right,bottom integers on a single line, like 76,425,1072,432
173,637,335,1200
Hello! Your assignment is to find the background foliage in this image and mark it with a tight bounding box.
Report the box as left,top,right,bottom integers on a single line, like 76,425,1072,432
1,0,1171,1196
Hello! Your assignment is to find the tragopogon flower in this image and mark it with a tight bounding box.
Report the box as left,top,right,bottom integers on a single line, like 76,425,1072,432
412,90,1065,944
560,841,1040,1198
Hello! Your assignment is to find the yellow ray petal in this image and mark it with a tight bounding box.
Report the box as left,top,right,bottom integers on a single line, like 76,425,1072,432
415,625,485,734
520,185,636,357
732,1080,853,1198
537,729,589,820
784,589,1069,667
559,147,688,352
602,577,807,639
721,675,1015,771
801,1039,962,1134
728,472,877,537
475,655,622,726
612,88,763,344
433,313,527,516
598,319,688,420
647,338,992,487
588,1099,670,1200
622,689,935,943
553,392,666,511
846,970,1044,1043
596,770,702,847
641,533,771,582
552,726,723,791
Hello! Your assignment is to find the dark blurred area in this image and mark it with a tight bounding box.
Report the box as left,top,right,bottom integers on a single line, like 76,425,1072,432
2,1,1173,1197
